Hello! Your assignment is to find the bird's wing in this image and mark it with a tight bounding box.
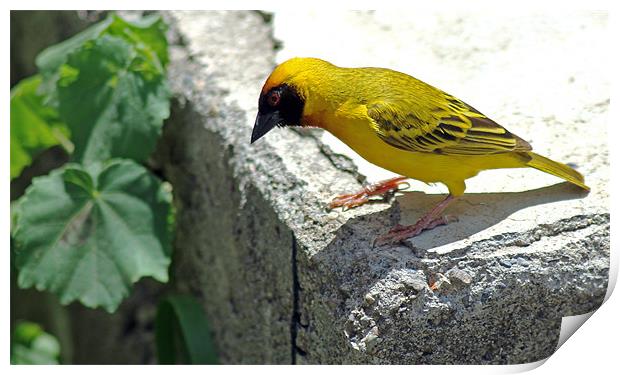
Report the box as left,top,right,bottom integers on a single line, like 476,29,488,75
366,92,531,155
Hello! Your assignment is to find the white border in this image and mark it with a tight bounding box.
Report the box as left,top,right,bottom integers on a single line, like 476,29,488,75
4,1,617,373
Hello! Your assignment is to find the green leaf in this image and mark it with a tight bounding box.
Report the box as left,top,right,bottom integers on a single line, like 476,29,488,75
57,33,170,163
11,321,61,364
156,295,218,364
13,159,173,312
106,14,170,68
36,17,113,78
36,13,169,105
10,75,70,179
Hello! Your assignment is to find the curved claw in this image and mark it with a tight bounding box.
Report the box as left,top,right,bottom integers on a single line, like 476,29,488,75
329,193,369,210
328,176,409,210
374,195,459,246
375,215,458,246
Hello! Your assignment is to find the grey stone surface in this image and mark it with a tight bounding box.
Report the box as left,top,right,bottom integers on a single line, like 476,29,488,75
158,10,609,364
157,11,296,364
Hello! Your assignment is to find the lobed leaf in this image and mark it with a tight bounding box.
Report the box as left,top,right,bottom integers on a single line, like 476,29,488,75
56,34,170,163
13,159,173,312
36,13,168,104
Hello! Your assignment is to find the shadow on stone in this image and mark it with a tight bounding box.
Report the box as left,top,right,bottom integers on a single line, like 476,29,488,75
318,181,588,258
393,181,589,250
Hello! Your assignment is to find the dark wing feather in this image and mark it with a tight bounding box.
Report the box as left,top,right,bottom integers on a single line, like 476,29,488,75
367,92,531,155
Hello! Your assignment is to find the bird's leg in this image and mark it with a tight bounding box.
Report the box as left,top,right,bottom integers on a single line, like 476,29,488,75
329,176,409,210
375,194,457,245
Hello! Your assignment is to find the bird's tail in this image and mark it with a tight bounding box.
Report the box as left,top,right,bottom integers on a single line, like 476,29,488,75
524,152,590,191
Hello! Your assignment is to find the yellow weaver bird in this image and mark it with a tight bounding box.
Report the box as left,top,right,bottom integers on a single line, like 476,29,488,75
251,58,589,245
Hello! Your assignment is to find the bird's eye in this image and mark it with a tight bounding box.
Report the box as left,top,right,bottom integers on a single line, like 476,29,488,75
268,90,281,107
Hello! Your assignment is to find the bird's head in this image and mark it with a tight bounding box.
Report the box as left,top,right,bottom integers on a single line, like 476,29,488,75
251,57,329,144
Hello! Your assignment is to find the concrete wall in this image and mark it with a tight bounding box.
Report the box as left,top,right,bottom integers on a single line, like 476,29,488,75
159,11,609,364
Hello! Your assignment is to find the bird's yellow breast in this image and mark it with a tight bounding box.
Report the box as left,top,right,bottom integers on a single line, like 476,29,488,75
306,106,523,196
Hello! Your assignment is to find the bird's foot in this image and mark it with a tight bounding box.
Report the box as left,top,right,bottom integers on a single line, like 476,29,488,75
328,176,409,210
374,215,458,246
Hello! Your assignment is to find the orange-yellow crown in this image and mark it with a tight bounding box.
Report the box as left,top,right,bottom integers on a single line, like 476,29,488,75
262,57,333,94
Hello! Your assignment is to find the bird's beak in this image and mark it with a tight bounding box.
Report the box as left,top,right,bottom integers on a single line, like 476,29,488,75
251,111,282,144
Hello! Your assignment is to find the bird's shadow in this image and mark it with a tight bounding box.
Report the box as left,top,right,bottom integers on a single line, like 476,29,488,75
326,181,589,253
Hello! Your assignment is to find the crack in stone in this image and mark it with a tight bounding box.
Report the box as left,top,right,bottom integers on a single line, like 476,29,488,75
290,233,301,364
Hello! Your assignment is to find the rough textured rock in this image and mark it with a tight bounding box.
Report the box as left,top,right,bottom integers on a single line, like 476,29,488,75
160,10,609,364
158,11,296,364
